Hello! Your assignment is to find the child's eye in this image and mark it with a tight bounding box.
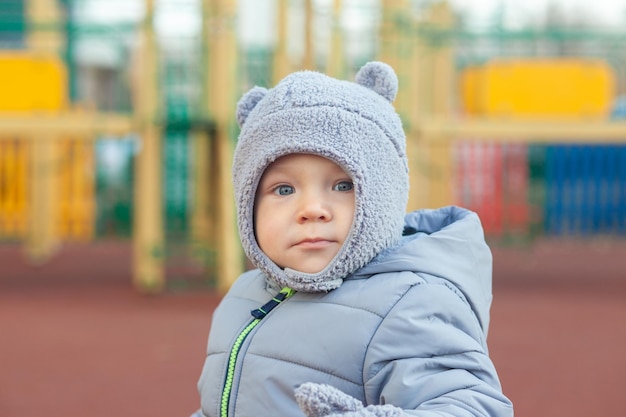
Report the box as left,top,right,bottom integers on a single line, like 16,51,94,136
333,181,353,192
275,185,294,195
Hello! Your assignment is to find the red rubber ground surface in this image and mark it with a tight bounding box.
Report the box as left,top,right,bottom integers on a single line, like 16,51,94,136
1,239,625,417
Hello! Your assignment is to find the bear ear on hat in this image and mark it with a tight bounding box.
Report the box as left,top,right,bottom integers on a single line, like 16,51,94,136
236,86,268,127
355,61,398,103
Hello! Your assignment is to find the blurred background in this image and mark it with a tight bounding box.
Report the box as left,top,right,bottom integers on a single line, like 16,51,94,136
0,1,625,416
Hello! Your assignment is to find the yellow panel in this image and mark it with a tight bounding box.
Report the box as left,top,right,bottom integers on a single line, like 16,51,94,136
0,140,29,238
0,53,67,111
460,66,482,115
461,59,615,118
55,138,95,241
15,140,29,236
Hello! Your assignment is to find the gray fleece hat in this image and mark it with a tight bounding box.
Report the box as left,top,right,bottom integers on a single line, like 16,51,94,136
233,61,409,293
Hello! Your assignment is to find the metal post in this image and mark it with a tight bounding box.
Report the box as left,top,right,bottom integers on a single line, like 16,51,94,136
273,0,290,83
191,0,214,262
425,2,454,209
206,0,243,293
407,1,454,210
133,0,165,292
327,0,343,78
303,0,314,70
26,0,64,54
27,135,59,262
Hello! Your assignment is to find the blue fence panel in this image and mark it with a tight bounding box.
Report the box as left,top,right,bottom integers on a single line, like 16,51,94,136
544,144,626,236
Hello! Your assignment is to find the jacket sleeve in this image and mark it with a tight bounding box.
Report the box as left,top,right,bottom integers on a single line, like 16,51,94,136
363,275,514,417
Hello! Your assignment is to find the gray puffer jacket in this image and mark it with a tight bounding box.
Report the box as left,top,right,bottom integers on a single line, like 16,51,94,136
195,206,513,417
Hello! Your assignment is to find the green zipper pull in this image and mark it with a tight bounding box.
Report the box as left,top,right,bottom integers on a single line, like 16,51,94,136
251,287,296,319
220,287,295,417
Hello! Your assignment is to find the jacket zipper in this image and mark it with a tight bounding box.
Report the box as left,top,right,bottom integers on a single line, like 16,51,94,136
220,287,296,417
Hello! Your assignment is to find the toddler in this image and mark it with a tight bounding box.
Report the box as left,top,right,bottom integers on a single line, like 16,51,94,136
192,61,513,417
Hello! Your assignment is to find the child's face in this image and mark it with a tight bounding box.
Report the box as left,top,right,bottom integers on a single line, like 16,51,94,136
254,153,355,274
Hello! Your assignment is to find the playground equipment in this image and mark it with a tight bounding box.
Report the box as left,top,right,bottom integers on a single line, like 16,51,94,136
461,59,614,119
0,0,242,293
0,52,98,241
0,48,129,258
1,0,626,293
457,58,623,236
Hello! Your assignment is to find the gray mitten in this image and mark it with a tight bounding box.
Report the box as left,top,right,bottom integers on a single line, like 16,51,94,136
295,383,403,417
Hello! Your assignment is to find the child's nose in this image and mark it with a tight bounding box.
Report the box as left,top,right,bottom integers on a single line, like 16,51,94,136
297,194,331,222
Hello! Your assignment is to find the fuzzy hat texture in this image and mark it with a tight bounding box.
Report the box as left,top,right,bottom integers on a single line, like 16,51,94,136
233,61,409,292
